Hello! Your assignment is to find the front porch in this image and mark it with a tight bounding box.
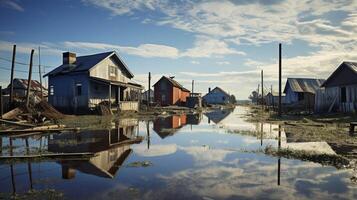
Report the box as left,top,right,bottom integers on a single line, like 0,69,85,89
89,77,143,112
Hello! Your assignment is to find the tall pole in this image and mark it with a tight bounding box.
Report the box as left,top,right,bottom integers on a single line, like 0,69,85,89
26,49,35,108
271,85,274,109
192,80,194,96
38,46,43,100
9,45,16,107
261,70,264,109
278,43,282,117
147,72,151,108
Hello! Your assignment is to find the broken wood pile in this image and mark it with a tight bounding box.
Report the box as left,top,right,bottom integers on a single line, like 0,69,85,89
0,100,76,136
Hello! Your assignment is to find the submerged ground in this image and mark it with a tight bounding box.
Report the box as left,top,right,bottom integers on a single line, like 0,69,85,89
1,106,357,199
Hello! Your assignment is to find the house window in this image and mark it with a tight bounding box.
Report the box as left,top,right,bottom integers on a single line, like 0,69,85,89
76,83,82,96
109,66,117,77
50,85,54,95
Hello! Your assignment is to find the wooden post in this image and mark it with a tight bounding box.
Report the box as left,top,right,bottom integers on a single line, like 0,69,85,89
270,85,274,110
26,49,35,108
38,46,43,100
0,86,2,118
192,80,194,96
9,45,16,106
261,70,264,109
109,84,111,110
278,43,282,117
147,72,151,108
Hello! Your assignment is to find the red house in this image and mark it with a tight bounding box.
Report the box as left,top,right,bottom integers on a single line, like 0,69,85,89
153,76,190,106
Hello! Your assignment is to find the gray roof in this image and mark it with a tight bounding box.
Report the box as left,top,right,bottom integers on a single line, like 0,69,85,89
283,78,325,94
321,61,357,87
204,87,230,98
44,51,134,78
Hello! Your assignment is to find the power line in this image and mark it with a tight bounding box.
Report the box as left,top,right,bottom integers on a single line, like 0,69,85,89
0,66,46,74
0,56,55,68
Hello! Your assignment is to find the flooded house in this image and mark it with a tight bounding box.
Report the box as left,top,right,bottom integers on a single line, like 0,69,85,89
153,76,190,106
315,61,357,113
203,87,232,105
44,51,143,113
3,78,47,100
265,92,285,106
283,78,325,109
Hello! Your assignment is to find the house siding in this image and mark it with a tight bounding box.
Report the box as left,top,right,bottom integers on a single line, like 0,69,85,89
48,73,89,113
154,78,189,106
203,88,230,104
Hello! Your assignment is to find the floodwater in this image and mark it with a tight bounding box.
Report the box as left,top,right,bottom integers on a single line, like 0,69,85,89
1,106,357,199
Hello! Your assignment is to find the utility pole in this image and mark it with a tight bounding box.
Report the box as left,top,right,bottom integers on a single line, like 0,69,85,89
271,85,274,110
147,72,151,108
278,43,282,117
191,80,194,96
261,70,264,109
38,46,43,100
26,49,35,108
9,45,16,107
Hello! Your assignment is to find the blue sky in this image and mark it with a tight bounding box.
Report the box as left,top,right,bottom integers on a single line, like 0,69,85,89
0,0,356,99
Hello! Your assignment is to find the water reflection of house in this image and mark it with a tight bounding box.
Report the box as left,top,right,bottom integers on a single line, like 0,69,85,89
153,113,202,138
204,108,234,124
48,120,141,179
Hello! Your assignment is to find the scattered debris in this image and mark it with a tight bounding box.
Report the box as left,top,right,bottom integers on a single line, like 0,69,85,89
127,161,152,167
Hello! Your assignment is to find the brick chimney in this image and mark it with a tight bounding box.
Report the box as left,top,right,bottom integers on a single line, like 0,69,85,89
63,52,76,65
208,87,211,93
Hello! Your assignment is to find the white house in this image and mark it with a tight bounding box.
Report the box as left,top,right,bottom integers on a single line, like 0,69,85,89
203,87,231,105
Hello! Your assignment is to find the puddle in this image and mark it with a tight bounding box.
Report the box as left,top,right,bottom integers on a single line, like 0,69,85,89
1,106,357,199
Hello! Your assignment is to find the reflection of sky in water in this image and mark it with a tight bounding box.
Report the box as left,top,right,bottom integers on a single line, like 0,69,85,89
1,106,357,199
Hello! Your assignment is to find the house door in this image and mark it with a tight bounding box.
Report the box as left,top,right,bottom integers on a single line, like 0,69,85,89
341,87,346,103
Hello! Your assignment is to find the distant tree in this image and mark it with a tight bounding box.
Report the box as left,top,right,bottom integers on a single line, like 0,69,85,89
249,91,260,103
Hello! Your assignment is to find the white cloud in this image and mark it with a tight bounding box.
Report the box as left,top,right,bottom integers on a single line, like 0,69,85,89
0,0,24,12
216,61,230,65
190,60,200,65
181,35,246,58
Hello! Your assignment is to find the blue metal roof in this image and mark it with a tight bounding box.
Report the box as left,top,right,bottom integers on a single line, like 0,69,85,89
44,51,134,78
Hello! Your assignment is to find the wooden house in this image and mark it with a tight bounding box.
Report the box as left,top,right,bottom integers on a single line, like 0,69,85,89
315,61,357,112
44,51,143,113
4,78,47,99
265,92,285,106
283,78,325,109
153,76,190,106
203,87,231,105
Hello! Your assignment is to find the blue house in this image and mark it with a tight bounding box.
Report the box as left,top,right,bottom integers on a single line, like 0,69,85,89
44,51,143,113
203,87,232,105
